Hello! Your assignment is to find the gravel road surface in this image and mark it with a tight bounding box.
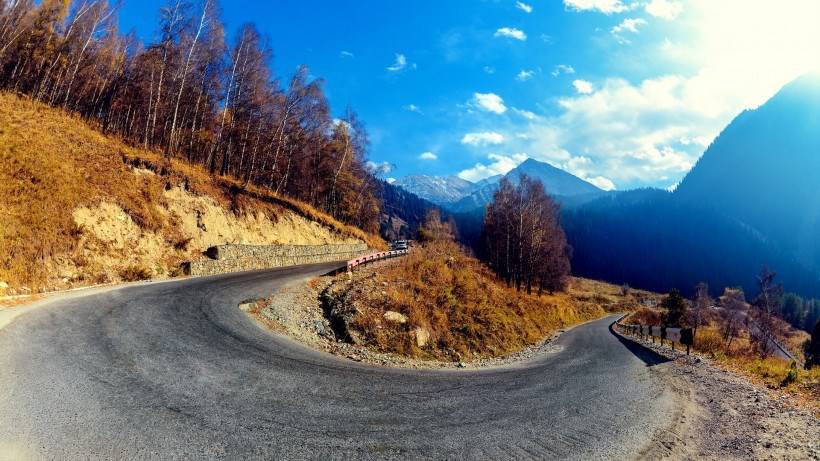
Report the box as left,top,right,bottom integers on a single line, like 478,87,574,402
0,262,678,460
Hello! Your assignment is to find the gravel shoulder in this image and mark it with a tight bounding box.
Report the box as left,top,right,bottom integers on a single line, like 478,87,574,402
615,330,820,460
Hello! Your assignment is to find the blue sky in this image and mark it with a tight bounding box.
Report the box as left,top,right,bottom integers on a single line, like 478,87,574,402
119,0,820,190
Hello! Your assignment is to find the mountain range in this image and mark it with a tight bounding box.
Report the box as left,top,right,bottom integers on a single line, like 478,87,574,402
392,175,477,206
395,158,607,212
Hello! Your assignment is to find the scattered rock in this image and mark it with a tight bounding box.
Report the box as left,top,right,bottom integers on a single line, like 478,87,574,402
458,362,467,368
383,311,408,324
314,320,326,336
238,300,258,311
0,281,8,289
413,327,430,347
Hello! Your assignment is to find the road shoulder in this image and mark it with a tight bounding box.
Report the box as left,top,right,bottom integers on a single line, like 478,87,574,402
616,330,820,460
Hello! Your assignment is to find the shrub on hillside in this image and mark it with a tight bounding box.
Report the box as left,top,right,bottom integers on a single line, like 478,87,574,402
118,264,152,282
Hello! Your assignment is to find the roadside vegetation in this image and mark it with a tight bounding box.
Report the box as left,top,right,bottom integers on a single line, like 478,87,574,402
326,212,657,362
625,274,820,410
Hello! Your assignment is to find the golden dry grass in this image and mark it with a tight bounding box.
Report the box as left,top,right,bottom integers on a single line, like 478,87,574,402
345,240,648,361
0,92,382,291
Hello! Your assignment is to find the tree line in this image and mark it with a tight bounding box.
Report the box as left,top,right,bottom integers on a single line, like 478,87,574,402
0,0,380,232
482,176,571,294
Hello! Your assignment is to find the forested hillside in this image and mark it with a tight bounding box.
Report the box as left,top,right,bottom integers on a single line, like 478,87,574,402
562,76,820,308
378,180,443,241
676,75,820,272
0,0,380,233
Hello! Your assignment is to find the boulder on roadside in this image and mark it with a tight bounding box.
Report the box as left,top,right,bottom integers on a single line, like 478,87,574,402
238,299,258,311
384,311,408,324
413,327,430,347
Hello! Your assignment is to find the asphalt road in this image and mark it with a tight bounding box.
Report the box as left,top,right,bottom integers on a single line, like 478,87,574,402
0,262,678,460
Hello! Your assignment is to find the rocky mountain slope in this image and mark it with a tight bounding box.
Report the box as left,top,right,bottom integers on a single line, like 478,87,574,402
392,175,478,206
450,158,606,212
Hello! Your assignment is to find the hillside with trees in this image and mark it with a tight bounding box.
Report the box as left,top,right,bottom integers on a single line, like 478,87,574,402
0,92,380,293
0,0,379,233
378,180,446,241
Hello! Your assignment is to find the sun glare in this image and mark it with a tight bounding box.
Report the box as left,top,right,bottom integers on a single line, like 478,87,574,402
689,0,820,108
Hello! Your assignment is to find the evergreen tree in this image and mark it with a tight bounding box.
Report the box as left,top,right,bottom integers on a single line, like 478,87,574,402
805,319,820,369
663,289,687,327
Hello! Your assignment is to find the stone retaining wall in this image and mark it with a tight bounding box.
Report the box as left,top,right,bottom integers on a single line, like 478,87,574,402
186,243,369,276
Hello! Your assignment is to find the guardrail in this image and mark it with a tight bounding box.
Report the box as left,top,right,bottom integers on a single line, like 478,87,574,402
346,249,408,271
615,319,694,354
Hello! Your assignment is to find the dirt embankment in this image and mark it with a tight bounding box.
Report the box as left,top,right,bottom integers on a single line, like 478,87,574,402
0,92,378,296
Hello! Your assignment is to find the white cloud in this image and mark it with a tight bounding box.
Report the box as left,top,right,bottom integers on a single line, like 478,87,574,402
458,153,528,182
586,176,616,190
483,66,496,74
419,152,438,160
386,54,407,72
645,0,683,20
563,0,631,14
552,64,576,77
453,1,820,189
612,18,647,35
516,1,533,13
512,108,537,120
528,75,713,184
573,79,595,94
472,92,508,114
494,27,527,41
461,132,505,146
516,69,535,82
403,104,423,114
366,160,394,175
386,177,397,184
340,51,355,58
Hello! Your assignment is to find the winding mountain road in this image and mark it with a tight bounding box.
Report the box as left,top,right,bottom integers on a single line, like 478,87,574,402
0,262,680,460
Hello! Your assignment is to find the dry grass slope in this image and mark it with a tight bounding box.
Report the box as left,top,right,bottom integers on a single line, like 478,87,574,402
0,92,382,292
342,240,657,361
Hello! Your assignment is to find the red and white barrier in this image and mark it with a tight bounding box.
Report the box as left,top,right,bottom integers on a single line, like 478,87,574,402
346,249,408,271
